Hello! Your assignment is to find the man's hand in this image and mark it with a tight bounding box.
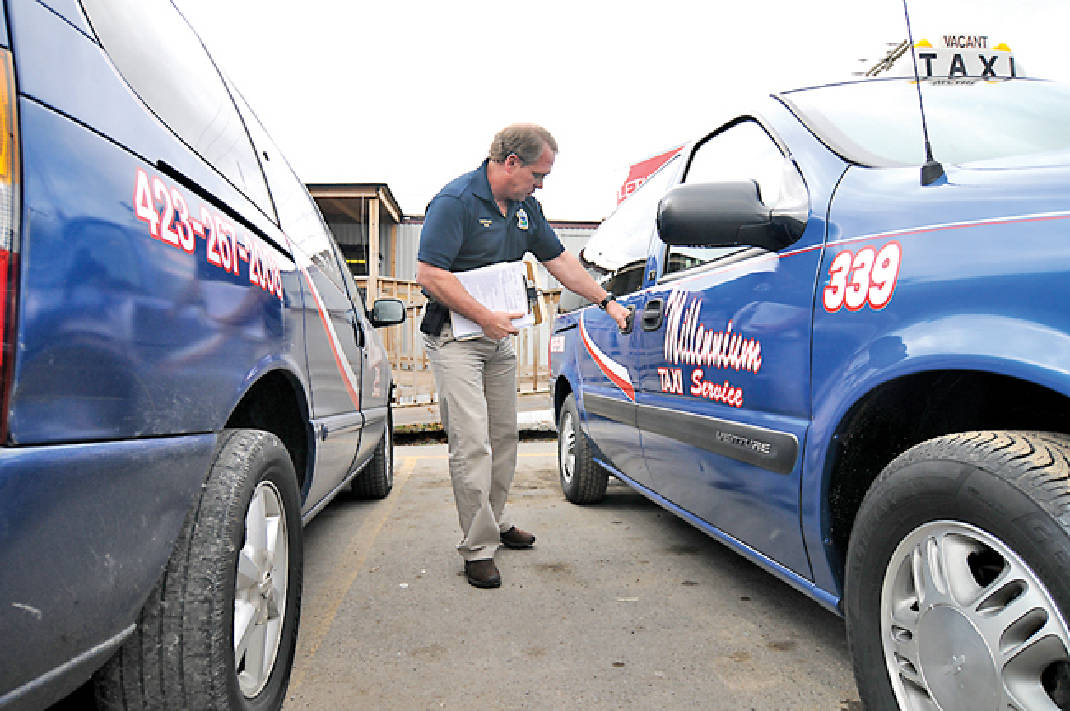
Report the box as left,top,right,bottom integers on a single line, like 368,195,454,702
606,300,631,331
543,252,635,332
480,311,525,340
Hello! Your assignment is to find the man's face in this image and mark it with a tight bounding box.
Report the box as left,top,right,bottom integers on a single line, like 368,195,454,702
504,146,554,201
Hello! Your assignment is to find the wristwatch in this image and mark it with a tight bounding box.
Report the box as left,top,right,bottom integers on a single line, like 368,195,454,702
598,294,615,310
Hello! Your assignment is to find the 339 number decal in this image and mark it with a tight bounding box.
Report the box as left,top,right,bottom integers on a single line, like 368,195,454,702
822,241,901,313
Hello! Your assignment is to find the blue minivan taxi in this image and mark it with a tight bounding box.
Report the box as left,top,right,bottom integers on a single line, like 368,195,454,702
552,75,1070,710
0,1,404,709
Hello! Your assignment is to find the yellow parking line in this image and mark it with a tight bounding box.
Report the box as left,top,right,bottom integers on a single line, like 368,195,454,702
290,449,557,690
289,456,416,691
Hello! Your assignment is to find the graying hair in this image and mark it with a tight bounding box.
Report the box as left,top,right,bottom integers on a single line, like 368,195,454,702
488,123,558,164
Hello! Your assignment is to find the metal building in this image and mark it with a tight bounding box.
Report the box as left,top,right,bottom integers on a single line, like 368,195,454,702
307,183,403,303
309,182,597,295
308,182,598,402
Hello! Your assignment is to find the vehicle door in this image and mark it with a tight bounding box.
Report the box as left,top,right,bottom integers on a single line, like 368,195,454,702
334,244,392,471
572,158,682,487
636,119,819,574
265,155,365,511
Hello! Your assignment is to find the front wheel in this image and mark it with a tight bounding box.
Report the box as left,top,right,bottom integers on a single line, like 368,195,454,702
95,429,303,711
351,405,394,499
845,431,1070,711
557,393,607,504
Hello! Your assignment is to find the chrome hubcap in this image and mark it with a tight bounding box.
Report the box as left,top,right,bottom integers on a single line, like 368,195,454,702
234,481,288,698
881,520,1070,710
916,604,999,707
559,410,576,485
385,421,394,488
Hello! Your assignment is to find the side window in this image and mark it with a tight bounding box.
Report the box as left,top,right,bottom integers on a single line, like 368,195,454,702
334,242,368,310
80,0,272,214
268,160,347,293
557,262,606,313
662,120,806,278
569,154,682,308
228,88,349,293
603,261,646,298
271,163,347,293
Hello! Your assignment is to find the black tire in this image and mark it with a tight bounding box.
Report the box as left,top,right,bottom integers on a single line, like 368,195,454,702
557,393,608,504
845,430,1070,711
351,405,393,499
94,429,303,711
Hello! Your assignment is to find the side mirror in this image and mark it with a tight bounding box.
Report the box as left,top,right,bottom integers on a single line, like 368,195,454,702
656,180,805,252
369,298,406,327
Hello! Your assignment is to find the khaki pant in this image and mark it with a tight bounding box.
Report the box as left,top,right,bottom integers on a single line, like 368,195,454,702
424,324,518,561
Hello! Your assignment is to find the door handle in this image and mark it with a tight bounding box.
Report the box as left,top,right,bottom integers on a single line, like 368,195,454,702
348,308,365,347
641,298,664,331
621,305,636,334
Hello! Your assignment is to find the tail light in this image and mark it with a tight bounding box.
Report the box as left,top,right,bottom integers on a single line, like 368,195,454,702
0,48,20,443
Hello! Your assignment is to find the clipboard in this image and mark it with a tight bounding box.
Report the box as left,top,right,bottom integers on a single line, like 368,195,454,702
525,259,544,326
450,261,536,339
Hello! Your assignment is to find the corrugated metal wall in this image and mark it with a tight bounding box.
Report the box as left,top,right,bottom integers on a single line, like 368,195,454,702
395,222,423,280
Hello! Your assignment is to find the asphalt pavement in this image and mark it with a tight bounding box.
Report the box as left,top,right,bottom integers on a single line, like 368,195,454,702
393,391,557,435
284,439,862,710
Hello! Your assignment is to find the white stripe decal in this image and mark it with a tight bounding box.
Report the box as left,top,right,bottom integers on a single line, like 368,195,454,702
827,210,1070,247
665,210,1070,287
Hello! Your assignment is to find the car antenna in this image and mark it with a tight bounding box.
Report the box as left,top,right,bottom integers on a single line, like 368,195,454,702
902,0,945,186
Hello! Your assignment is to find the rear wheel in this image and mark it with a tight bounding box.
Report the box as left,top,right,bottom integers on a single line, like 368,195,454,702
557,393,607,504
94,429,302,711
846,431,1070,711
351,405,394,499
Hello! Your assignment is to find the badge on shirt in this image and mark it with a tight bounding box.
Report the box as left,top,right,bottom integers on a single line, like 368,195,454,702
479,218,493,228
516,208,529,231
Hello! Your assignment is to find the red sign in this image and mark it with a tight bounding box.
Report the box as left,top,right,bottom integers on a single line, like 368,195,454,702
617,145,684,204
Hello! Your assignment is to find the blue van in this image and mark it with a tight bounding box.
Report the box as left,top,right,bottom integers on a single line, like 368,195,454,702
0,1,405,709
552,76,1070,709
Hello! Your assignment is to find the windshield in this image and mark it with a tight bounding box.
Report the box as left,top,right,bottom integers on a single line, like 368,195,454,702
580,152,685,272
779,79,1070,167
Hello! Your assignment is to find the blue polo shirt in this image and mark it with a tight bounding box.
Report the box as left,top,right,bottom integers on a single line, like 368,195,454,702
418,159,565,273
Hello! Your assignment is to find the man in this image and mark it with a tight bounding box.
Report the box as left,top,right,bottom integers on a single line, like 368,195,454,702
417,123,630,589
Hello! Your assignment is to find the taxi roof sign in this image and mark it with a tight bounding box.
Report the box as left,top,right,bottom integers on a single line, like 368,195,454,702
914,35,1017,82
862,33,1021,82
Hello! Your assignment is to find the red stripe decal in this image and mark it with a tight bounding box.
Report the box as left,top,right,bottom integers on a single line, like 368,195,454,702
580,315,635,401
301,268,361,410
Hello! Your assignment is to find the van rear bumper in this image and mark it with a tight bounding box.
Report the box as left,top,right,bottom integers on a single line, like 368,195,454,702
0,433,217,709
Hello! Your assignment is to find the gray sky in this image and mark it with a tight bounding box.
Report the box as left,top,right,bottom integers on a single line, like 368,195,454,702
174,0,1070,222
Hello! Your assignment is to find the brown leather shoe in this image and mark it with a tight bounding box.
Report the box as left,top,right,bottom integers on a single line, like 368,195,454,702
500,526,536,549
464,559,501,588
